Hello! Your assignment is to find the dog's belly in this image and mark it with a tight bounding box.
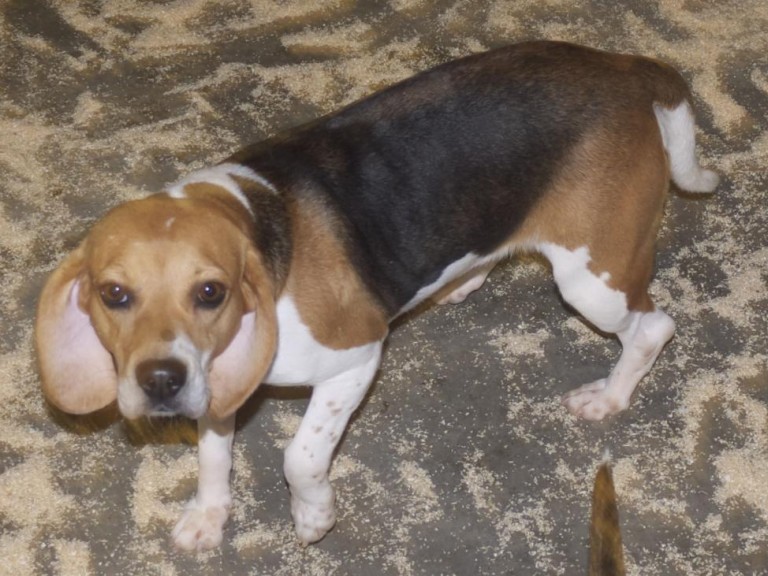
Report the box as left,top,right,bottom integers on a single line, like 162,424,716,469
397,251,504,315
265,295,382,386
395,234,540,316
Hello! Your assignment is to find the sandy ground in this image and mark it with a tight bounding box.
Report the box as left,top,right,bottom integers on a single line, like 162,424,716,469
1,0,767,574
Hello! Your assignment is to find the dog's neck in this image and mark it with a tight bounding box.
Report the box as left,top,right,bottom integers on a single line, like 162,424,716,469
228,174,293,296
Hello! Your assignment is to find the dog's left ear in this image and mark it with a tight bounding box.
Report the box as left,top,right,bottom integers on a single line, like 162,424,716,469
207,247,278,419
35,244,118,414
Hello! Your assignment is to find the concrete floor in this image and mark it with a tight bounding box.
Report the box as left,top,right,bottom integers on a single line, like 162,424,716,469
1,1,767,574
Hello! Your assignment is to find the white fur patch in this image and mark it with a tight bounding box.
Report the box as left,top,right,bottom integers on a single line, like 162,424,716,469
536,243,678,420
173,414,235,551
283,351,381,544
169,334,212,418
262,295,384,543
538,243,630,334
165,163,277,214
653,101,719,193
265,295,382,386
562,308,675,420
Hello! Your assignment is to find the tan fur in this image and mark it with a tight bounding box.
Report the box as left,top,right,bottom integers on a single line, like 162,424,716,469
513,110,669,312
37,189,277,419
84,195,250,361
286,197,389,349
589,463,626,576
181,182,256,236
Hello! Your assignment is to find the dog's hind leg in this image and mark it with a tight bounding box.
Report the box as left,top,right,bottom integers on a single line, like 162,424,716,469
436,262,497,305
540,243,675,421
526,105,696,420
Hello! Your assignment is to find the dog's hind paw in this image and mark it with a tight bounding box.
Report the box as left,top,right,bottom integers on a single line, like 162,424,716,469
172,501,229,551
562,379,629,421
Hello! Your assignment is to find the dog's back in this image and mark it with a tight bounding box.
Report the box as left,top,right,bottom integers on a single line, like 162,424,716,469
231,41,700,315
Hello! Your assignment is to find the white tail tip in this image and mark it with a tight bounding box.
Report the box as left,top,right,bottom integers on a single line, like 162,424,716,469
653,101,719,194
684,167,720,193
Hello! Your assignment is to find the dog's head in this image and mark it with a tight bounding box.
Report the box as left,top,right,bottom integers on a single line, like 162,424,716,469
35,188,278,420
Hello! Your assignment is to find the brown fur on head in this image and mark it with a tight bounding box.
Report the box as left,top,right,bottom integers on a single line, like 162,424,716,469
35,189,278,421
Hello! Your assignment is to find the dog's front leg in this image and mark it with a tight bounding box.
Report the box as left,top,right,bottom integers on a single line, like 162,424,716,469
172,413,236,551
284,351,381,545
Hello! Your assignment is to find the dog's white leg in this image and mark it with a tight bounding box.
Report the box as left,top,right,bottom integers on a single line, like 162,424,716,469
562,309,675,420
172,413,236,551
283,350,381,545
436,262,495,305
540,243,675,420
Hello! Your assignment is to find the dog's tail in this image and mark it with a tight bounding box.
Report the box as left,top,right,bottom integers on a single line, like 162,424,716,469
640,58,719,194
653,100,720,193
588,461,626,576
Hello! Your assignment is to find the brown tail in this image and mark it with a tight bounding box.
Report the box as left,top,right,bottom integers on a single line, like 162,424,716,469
589,463,626,576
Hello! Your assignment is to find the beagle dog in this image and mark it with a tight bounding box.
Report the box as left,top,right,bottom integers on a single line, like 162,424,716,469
36,41,718,551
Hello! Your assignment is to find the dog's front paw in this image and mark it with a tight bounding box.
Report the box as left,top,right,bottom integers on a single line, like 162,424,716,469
172,501,230,551
562,379,629,421
291,490,337,546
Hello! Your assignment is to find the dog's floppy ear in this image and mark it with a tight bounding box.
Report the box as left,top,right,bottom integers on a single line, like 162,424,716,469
35,244,118,414
207,247,278,419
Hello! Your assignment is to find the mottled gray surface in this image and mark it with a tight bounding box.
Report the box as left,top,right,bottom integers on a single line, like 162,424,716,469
1,1,767,574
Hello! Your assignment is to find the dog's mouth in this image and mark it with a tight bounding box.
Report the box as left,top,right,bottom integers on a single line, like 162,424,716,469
146,398,208,420
148,403,182,417
123,390,208,420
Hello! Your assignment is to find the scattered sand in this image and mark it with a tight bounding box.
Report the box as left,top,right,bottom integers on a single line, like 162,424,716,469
281,20,375,56
0,456,74,527
490,325,550,360
1,0,767,573
53,540,93,576
132,448,198,531
715,449,768,523
462,451,500,514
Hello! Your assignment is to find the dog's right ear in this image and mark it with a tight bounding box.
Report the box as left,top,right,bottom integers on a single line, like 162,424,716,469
35,244,118,414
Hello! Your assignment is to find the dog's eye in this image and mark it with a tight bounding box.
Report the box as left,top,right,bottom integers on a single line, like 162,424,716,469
100,283,132,309
196,281,227,308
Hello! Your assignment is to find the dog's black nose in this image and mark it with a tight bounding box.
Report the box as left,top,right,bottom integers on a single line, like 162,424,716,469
136,359,187,401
